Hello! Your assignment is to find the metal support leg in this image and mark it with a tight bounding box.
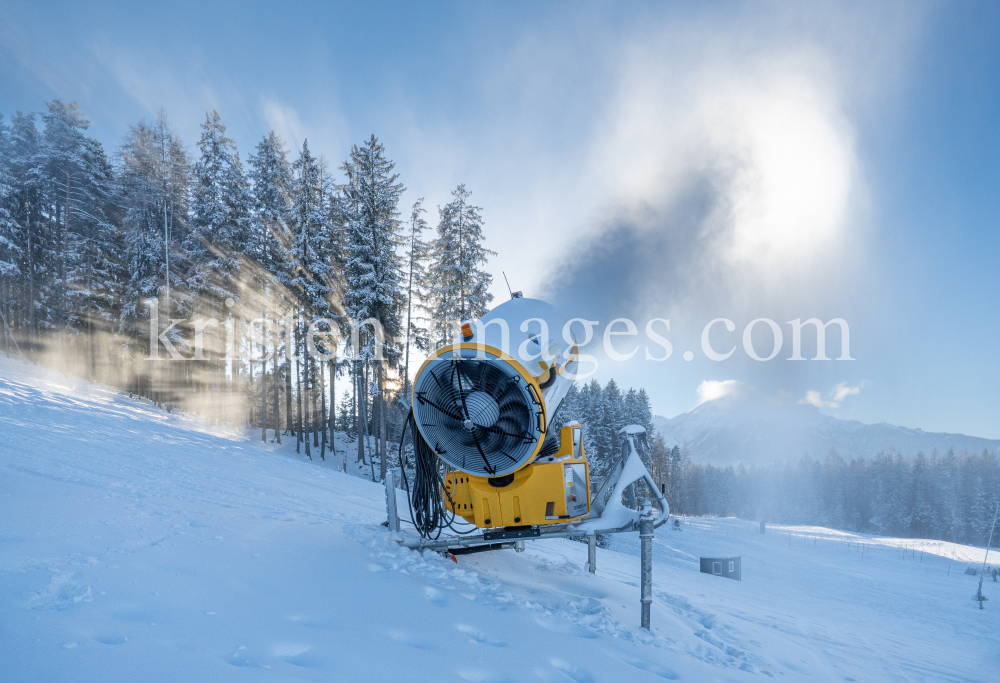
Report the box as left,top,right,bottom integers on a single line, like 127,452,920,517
639,501,654,630
385,469,399,533
515,540,525,553
588,533,597,574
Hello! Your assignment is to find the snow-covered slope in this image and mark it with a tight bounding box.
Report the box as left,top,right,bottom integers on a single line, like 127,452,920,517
653,389,1000,466
1,356,997,682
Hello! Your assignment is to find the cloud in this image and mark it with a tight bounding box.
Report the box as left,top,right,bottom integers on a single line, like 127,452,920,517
542,29,866,324
697,379,747,405
830,381,862,402
261,98,306,153
800,381,863,408
800,390,830,408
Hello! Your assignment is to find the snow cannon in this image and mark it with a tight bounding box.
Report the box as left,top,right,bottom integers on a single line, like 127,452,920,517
410,297,589,531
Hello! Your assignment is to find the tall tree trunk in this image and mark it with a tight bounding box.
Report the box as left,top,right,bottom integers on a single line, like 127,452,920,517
273,324,282,444
303,350,312,459
356,361,365,465
284,326,293,435
320,358,326,460
313,356,320,449
378,362,387,482
26,206,35,358
261,311,267,442
295,321,307,457
329,358,336,454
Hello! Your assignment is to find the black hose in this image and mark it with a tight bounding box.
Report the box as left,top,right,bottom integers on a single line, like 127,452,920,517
398,410,477,540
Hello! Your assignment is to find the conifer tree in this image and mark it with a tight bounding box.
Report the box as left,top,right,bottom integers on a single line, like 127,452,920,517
0,114,22,349
186,111,252,418
402,198,430,395
601,377,624,459
248,131,295,443
341,134,404,479
290,140,337,455
5,113,44,353
187,111,249,321
428,184,495,347
117,112,191,396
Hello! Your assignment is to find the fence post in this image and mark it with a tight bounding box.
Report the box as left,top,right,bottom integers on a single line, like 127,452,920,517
385,469,399,533
640,500,654,630
588,533,597,574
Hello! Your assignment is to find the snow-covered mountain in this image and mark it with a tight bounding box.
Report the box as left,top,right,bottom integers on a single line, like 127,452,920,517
652,388,1000,467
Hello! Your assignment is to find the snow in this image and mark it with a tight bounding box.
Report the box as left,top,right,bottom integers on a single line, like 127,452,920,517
1,356,997,682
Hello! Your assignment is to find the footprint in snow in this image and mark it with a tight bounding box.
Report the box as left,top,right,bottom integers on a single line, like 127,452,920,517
533,614,598,640
549,658,595,683
93,634,127,645
388,630,436,650
612,653,680,680
424,586,447,605
274,643,320,667
457,669,517,683
456,623,506,647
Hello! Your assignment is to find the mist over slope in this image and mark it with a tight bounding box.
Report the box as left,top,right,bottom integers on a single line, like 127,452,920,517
653,389,1000,466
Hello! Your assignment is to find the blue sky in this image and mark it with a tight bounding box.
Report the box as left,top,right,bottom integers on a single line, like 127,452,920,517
2,1,998,437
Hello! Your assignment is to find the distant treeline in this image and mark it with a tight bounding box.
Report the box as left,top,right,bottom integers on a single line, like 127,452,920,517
657,446,1000,547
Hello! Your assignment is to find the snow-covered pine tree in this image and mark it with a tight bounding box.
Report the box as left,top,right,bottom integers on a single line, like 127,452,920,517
248,131,295,443
0,114,22,356
636,388,654,436
402,198,431,395
622,387,640,429
289,140,337,457
601,377,624,460
187,111,249,314
341,135,404,480
667,444,683,511
427,184,495,347
186,111,251,415
40,102,121,378
5,112,47,356
580,379,608,475
117,112,191,399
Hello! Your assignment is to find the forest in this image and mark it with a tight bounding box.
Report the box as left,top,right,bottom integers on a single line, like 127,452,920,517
0,100,661,483
2,100,996,549
0,101,501,474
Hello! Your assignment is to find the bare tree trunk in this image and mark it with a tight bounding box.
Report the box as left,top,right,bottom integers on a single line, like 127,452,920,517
296,321,308,458
320,358,326,460
312,356,320,449
329,358,336,451
26,207,35,358
261,312,267,442
378,362,387,482
356,361,365,465
303,351,312,459
284,331,293,435
273,323,281,444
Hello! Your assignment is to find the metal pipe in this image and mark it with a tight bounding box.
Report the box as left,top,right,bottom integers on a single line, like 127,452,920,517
639,500,654,630
399,519,638,552
588,533,597,574
385,469,399,533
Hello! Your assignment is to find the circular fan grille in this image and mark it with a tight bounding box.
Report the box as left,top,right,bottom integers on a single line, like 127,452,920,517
412,351,543,477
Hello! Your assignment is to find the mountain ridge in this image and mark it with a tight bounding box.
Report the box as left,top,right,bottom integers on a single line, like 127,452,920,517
651,390,1000,466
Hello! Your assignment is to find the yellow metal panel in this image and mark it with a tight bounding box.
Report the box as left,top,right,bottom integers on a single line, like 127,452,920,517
441,423,590,529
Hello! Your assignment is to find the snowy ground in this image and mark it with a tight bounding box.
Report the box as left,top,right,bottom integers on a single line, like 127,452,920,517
1,356,998,682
